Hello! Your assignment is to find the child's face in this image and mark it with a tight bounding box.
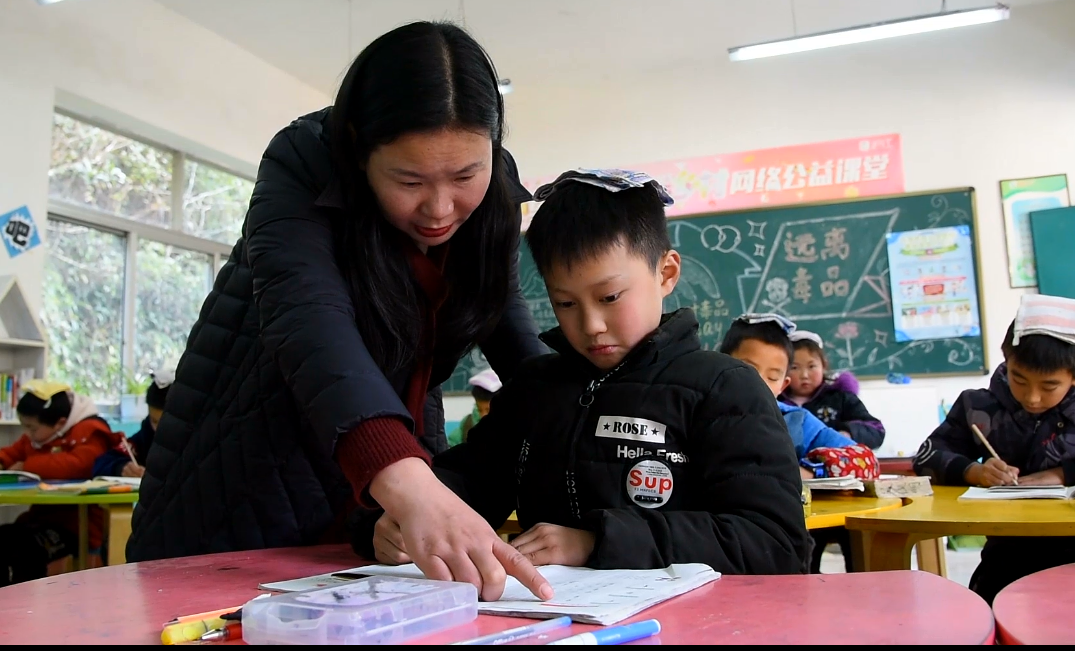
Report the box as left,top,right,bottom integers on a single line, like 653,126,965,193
18,415,65,445
788,349,824,397
545,242,680,371
475,399,491,419
729,339,791,398
1006,358,1075,415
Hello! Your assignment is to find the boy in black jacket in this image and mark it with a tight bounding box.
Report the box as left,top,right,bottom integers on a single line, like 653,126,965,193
362,169,809,574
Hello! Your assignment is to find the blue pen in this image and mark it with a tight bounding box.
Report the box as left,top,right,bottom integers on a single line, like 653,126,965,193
452,616,573,645
547,619,661,646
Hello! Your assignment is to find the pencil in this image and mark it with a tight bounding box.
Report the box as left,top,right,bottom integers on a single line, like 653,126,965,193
970,424,1018,485
120,437,138,466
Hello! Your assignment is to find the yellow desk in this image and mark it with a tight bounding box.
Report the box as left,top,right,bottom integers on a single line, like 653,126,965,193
0,487,139,569
846,485,1075,575
497,494,905,541
805,494,903,529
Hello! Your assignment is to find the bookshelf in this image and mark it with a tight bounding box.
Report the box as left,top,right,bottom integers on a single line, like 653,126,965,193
0,276,46,524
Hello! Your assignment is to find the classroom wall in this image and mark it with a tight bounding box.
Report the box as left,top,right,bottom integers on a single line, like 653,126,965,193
0,0,330,317
484,0,1075,456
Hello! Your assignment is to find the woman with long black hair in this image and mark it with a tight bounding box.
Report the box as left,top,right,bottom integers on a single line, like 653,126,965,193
127,21,551,601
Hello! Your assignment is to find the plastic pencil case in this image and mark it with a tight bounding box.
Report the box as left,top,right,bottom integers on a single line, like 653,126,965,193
242,575,478,645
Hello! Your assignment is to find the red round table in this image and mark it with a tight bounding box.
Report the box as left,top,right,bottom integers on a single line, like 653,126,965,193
993,563,1075,644
0,544,994,644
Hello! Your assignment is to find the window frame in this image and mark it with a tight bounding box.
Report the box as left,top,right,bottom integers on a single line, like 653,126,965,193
46,110,248,402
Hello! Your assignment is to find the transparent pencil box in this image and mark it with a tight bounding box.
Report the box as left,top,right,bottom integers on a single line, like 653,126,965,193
243,575,478,645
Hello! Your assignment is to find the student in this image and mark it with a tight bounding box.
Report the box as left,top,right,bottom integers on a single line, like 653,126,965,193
0,380,120,585
361,169,810,575
914,294,1075,605
781,331,886,449
719,316,857,469
447,369,500,447
720,315,868,574
93,370,173,478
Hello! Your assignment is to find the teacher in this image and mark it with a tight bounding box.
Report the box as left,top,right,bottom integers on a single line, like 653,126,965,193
127,22,551,601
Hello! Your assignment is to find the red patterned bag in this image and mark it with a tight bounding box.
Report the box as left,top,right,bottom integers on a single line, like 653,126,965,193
806,444,880,480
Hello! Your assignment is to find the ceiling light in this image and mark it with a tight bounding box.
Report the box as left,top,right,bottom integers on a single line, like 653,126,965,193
36,0,70,4
729,3,1009,62
497,79,513,95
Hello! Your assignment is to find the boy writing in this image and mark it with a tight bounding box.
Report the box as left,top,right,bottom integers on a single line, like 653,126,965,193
914,294,1075,604
93,369,173,478
362,169,809,575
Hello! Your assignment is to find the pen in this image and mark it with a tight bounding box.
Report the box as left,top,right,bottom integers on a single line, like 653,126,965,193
163,606,243,627
970,424,1019,485
199,622,243,642
547,619,661,646
452,616,573,645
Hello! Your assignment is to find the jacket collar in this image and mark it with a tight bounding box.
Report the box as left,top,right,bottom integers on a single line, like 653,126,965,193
538,308,701,379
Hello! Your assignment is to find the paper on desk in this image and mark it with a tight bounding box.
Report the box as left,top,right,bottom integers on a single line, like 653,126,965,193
959,485,1075,500
803,476,865,491
260,563,720,625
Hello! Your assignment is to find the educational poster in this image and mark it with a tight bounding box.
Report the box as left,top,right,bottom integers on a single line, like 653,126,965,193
519,134,904,228
886,226,981,342
999,174,1070,288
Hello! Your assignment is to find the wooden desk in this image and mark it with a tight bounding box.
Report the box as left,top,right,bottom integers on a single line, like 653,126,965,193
0,487,139,569
993,562,1075,645
846,486,1075,575
805,493,903,529
499,494,904,540
0,544,995,644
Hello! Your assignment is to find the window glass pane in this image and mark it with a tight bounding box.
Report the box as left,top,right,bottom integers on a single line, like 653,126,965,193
49,114,173,227
135,240,211,377
182,160,253,244
42,219,126,404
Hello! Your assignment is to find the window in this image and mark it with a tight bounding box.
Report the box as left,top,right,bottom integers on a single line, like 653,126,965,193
44,113,251,409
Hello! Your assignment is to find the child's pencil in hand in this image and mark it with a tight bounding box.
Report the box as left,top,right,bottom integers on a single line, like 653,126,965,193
970,423,1018,485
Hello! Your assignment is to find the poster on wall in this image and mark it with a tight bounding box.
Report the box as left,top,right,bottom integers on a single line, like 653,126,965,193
886,225,981,343
999,174,1070,288
519,134,905,229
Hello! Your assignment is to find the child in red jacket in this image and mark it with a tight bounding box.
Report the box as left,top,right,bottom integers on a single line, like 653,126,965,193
0,380,120,585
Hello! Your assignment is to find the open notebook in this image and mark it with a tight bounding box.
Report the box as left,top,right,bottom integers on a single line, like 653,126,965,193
959,485,1075,500
260,563,720,626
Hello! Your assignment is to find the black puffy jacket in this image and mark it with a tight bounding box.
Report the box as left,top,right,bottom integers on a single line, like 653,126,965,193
421,309,810,574
127,109,544,561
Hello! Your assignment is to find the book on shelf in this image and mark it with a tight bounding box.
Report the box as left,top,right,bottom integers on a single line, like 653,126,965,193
0,368,35,422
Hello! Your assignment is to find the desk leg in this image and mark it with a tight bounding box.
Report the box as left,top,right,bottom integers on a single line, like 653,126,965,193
914,538,947,577
76,504,88,571
850,530,916,571
106,505,133,566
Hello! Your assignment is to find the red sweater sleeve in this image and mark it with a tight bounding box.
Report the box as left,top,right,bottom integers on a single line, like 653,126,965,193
0,437,29,469
336,417,430,506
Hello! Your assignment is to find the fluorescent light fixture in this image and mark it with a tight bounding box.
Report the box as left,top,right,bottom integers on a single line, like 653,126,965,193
729,4,1009,62
497,79,513,95
36,0,70,4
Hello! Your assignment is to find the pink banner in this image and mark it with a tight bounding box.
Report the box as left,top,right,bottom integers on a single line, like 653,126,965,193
521,134,904,224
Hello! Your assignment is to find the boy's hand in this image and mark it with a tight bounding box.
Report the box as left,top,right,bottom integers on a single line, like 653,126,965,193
121,462,145,478
964,458,1020,487
799,467,814,480
1018,467,1065,486
511,523,594,567
7,461,24,471
372,513,411,565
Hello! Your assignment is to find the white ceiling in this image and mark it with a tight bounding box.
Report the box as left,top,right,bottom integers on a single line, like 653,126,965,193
157,0,1062,97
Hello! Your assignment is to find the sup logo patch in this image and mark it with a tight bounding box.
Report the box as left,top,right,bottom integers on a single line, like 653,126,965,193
626,459,673,509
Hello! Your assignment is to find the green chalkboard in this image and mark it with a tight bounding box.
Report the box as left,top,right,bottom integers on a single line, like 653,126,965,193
443,188,987,394
1030,206,1075,300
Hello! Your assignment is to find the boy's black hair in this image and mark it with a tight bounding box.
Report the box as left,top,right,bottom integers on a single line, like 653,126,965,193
792,339,829,369
471,386,495,403
16,391,72,427
525,182,671,277
719,320,794,370
1001,320,1075,375
146,382,170,410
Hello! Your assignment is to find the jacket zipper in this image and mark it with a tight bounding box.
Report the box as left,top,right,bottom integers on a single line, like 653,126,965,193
565,362,625,520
